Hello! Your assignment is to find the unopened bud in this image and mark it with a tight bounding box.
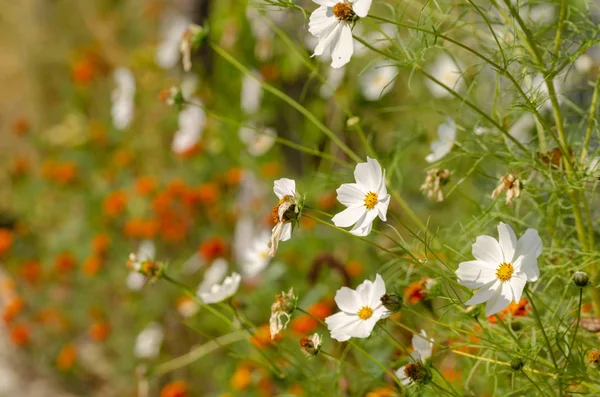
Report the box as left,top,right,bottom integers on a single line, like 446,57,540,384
573,271,589,287
380,293,403,313
510,358,524,371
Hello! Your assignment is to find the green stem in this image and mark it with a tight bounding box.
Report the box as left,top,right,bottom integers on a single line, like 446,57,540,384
566,288,583,365
525,289,559,371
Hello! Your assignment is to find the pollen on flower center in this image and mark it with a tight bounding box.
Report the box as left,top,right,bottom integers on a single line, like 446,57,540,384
364,192,378,209
496,262,514,282
333,2,355,22
357,306,373,320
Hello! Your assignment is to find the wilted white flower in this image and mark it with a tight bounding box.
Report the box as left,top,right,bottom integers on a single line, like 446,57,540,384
360,61,398,101
180,24,207,72
269,288,297,339
134,322,164,359
241,72,263,115
239,125,276,156
325,274,389,342
111,68,135,130
332,157,390,236
426,54,464,98
172,98,206,154
456,222,542,316
156,11,190,69
269,178,300,257
396,330,434,386
300,333,322,357
425,118,456,163
420,168,451,202
491,174,521,206
308,0,373,68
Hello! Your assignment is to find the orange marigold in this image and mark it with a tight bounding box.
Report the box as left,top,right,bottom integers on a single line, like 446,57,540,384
160,381,189,397
199,237,227,261
103,190,127,217
54,252,76,273
10,323,30,346
89,321,110,342
0,229,13,256
135,176,158,196
20,260,42,284
56,344,77,371
92,233,111,256
3,296,24,323
83,256,102,277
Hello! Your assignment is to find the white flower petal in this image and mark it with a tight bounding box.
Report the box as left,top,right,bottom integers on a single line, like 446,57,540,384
330,23,354,69
334,287,362,313
485,283,511,316
351,0,373,17
497,222,518,263
273,178,296,199
332,206,366,228
472,235,504,266
456,260,497,288
354,157,382,192
509,274,527,303
464,280,498,306
336,183,367,206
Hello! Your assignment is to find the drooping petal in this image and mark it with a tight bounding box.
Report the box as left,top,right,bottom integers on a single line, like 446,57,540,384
349,209,378,236
273,178,296,199
412,330,433,361
396,366,410,385
279,223,292,242
464,280,498,305
456,260,497,289
335,287,362,313
313,19,341,57
509,274,527,303
332,206,366,228
497,222,518,263
513,253,540,282
472,235,504,267
351,0,373,17
308,6,336,39
350,219,373,237
485,283,512,316
368,274,386,307
330,23,354,69
376,194,390,222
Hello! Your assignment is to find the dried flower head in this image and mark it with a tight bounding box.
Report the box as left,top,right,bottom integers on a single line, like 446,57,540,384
269,179,301,257
269,288,298,339
491,174,521,206
299,333,322,357
589,349,600,366
420,168,451,202
180,24,209,71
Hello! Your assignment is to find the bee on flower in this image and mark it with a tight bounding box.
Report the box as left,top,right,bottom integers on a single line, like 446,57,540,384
269,178,302,257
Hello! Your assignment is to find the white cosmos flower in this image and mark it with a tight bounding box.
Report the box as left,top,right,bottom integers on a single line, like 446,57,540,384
156,11,191,69
241,72,263,115
111,68,135,130
134,322,164,359
197,258,241,304
396,330,434,386
127,240,155,291
241,231,272,278
308,0,374,69
456,222,542,316
426,54,464,98
172,98,206,154
325,274,389,342
269,178,299,256
360,61,398,101
239,125,276,156
425,118,456,163
332,157,390,236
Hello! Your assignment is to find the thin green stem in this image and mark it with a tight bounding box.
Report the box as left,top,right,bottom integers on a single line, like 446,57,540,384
565,288,583,365
525,288,559,371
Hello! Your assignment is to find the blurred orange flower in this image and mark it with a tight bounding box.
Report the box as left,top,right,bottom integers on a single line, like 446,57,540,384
54,252,76,273
251,324,279,349
10,323,30,346
92,233,111,256
487,299,530,324
199,237,227,261
260,161,281,178
12,117,30,135
160,381,189,397
11,157,29,177
291,300,332,334
135,176,158,196
3,296,24,323
224,167,244,185
195,182,220,206
20,260,42,284
317,192,337,211
345,260,364,278
89,321,110,342
83,256,102,277
365,387,397,397
231,363,252,391
56,343,77,371
0,229,13,256
103,190,127,217
124,218,159,239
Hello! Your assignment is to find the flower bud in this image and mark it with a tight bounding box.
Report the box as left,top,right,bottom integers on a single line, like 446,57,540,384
573,271,589,287
380,293,403,313
510,358,524,371
402,362,432,385
299,333,322,358
589,349,600,365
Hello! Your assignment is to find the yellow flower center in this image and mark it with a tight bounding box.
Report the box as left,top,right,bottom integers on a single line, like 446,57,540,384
333,2,355,22
364,192,378,210
357,306,373,320
496,262,514,282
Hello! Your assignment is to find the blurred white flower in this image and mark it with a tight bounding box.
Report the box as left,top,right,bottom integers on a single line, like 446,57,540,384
172,98,206,154
456,222,542,316
111,67,135,130
239,125,277,156
320,66,346,99
332,157,390,236
269,178,300,256
396,330,434,386
425,54,464,98
241,72,263,115
309,0,373,68
241,231,272,278
156,11,191,69
425,118,456,163
198,273,241,304
134,322,164,359
520,4,555,25
360,61,398,101
325,274,389,341
508,113,535,145
196,258,241,304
